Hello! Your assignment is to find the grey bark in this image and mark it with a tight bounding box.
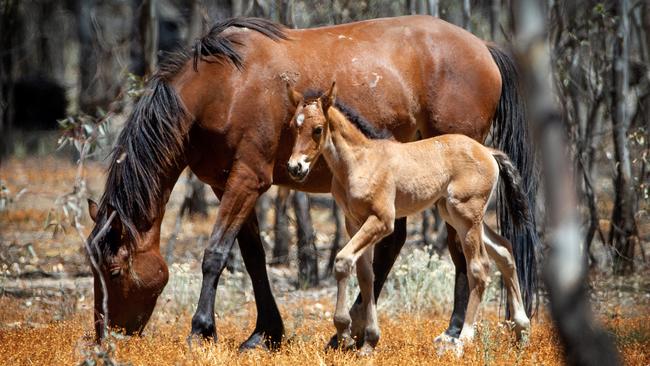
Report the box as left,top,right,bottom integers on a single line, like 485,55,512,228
428,0,438,17
0,0,19,156
610,0,638,275
462,0,471,32
513,0,621,364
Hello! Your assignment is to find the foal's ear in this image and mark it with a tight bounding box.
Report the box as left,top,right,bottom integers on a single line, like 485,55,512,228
286,82,303,108
88,199,99,222
323,81,337,111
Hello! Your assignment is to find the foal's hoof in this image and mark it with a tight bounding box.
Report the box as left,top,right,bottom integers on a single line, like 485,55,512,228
325,335,356,352
186,333,217,351
357,344,375,357
433,333,464,357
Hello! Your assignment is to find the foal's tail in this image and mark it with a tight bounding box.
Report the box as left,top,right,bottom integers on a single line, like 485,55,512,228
487,44,539,317
491,150,531,230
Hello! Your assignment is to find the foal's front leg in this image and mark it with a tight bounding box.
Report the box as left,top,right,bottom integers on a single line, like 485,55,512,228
333,214,393,354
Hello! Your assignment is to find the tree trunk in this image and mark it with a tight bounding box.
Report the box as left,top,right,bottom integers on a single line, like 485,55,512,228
0,0,19,157
292,191,319,288
462,0,471,32
272,187,291,264
131,0,158,77
280,0,294,28
513,0,621,364
428,0,438,17
610,0,638,275
489,0,499,40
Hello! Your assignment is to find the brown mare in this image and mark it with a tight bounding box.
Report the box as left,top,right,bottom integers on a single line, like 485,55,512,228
286,83,531,355
85,16,538,351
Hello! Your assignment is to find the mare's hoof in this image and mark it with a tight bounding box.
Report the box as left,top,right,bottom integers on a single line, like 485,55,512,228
434,333,464,357
325,334,339,350
239,332,271,353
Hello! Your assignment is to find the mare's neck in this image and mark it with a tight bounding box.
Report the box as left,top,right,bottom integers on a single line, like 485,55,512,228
322,107,371,182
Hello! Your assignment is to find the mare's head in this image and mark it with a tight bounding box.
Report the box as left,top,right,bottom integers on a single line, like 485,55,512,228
87,199,169,339
286,82,338,182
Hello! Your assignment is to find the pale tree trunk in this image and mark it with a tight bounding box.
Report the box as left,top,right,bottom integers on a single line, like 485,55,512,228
489,0,499,40
513,0,620,364
416,0,427,15
232,0,244,17
428,0,438,17
142,0,158,77
292,191,319,288
462,0,471,32
280,0,294,28
610,0,638,275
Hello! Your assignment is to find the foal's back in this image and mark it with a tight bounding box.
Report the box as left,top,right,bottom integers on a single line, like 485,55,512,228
375,134,499,218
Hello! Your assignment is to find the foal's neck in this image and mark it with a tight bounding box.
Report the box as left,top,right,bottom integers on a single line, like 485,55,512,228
322,107,371,180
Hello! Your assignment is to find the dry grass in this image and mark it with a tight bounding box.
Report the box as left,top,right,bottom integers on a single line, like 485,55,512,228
0,301,649,365
2,156,649,365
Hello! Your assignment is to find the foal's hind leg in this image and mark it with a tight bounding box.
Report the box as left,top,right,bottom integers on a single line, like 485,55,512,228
482,223,530,338
443,197,491,343
458,222,490,342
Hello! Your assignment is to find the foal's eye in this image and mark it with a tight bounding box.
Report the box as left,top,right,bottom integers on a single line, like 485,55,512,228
313,126,323,137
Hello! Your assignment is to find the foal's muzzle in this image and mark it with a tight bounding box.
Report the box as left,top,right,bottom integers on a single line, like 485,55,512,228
287,157,310,182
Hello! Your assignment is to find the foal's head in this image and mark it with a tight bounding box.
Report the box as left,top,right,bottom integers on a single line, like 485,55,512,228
286,82,337,182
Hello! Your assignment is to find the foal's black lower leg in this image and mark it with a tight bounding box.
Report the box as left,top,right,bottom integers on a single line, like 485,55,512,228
237,215,284,351
326,217,407,349
443,224,469,339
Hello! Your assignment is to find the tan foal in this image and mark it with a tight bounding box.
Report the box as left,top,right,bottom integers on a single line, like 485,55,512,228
286,83,531,355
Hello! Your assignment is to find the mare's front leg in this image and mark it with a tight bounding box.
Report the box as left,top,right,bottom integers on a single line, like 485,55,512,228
237,214,284,351
189,163,269,344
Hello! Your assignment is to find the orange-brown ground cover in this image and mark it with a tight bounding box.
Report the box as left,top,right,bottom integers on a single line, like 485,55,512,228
1,157,649,365
1,302,649,365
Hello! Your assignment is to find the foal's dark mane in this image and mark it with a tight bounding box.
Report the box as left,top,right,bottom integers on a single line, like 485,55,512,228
95,18,286,257
303,90,392,140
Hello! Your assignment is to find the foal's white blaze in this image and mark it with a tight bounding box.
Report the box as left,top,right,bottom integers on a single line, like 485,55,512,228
296,113,305,127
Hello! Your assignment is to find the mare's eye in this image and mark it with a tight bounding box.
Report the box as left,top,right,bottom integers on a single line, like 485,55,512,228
313,126,323,137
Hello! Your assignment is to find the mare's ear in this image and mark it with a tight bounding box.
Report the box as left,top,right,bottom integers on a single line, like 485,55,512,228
323,81,337,111
88,199,99,222
286,82,303,108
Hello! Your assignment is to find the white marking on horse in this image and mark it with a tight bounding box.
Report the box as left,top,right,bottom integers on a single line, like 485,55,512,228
296,113,305,127
369,72,383,88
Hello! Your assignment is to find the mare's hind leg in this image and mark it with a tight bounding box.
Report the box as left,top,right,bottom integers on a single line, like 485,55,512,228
482,223,530,338
356,248,379,356
433,223,468,352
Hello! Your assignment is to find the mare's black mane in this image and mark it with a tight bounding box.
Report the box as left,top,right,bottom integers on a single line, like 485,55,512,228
94,18,287,259
303,90,392,140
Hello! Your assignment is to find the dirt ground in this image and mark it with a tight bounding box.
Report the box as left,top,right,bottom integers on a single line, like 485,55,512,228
1,157,649,365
